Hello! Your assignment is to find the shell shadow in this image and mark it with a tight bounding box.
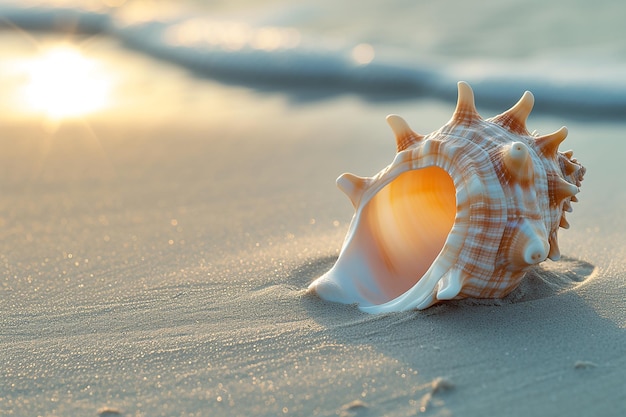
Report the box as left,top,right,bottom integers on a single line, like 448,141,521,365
288,256,626,417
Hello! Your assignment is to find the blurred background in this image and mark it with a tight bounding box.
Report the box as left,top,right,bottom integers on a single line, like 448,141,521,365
0,0,623,281
0,0,625,124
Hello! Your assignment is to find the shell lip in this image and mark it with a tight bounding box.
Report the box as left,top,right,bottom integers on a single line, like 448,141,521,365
358,261,450,313
325,159,451,312
328,143,502,313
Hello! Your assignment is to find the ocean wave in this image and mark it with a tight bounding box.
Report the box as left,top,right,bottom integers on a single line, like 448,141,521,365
1,3,625,118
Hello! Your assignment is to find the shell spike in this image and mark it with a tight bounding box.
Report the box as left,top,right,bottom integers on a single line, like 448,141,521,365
563,159,579,176
436,269,464,300
502,141,532,182
535,127,568,158
553,178,579,203
563,200,573,213
336,173,369,208
491,91,534,134
386,114,424,152
503,218,550,267
452,81,481,124
523,237,549,265
548,233,561,261
559,214,570,229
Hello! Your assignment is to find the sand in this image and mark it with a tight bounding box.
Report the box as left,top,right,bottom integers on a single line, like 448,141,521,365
1,40,625,417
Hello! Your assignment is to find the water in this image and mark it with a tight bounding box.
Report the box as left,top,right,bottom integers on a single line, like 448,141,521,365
1,0,625,118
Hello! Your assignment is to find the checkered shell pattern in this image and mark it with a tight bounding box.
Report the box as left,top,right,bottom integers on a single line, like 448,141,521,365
309,82,585,312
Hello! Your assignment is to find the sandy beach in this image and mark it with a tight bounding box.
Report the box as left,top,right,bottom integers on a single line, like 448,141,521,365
1,19,625,417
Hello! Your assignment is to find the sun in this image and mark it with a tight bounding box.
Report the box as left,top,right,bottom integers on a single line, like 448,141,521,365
19,45,113,120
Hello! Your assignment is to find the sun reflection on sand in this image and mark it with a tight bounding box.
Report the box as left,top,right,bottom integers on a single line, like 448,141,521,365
16,45,115,120
0,32,261,126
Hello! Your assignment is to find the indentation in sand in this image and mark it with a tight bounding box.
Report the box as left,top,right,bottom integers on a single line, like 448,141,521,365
501,256,596,304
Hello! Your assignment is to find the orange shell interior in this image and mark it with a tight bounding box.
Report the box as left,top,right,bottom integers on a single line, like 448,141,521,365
358,166,456,304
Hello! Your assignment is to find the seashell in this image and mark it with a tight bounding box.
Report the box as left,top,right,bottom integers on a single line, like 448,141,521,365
308,81,586,313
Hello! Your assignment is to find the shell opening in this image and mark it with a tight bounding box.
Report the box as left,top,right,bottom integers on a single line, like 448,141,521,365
355,166,456,305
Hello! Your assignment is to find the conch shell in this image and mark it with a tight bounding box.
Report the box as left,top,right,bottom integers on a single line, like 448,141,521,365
308,82,585,313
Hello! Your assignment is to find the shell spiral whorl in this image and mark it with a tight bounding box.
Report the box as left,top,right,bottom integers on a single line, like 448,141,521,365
309,81,586,313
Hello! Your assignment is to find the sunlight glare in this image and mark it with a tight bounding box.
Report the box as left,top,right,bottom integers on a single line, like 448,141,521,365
20,45,113,119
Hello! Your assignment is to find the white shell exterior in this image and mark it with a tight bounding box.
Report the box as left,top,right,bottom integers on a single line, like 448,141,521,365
308,82,585,313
